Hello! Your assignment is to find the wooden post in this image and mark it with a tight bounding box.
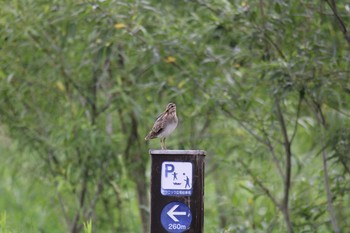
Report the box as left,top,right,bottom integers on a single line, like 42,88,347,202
150,150,206,233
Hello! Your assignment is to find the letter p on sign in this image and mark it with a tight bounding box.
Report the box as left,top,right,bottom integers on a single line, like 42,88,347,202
165,164,175,177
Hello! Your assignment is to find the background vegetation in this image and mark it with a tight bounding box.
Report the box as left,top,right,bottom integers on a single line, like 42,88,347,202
1,0,350,232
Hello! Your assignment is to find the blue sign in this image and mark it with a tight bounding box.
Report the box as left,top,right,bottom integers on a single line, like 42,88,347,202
161,162,193,196
160,201,192,233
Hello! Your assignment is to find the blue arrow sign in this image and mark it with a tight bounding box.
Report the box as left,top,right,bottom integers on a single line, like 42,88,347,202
160,201,192,233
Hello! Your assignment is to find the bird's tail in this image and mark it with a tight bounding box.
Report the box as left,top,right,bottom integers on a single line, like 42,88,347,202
145,131,155,141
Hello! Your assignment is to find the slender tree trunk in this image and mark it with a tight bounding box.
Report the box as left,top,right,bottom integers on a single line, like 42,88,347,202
321,147,340,233
276,100,293,233
124,112,150,233
214,170,227,229
314,103,341,233
135,176,150,233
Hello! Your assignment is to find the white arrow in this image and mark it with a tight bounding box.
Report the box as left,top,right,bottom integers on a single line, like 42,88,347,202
167,204,187,222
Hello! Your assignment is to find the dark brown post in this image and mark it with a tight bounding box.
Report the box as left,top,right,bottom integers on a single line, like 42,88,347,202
150,150,206,233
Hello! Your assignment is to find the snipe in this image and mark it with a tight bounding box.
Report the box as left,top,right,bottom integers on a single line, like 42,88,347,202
145,103,178,149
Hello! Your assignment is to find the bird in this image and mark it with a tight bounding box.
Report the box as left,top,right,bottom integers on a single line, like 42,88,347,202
145,103,178,149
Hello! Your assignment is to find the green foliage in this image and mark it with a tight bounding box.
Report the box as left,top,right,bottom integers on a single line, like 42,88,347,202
1,0,350,232
83,220,92,233
0,213,11,233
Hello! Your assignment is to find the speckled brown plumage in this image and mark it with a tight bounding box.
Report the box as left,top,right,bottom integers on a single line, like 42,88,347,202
145,103,178,149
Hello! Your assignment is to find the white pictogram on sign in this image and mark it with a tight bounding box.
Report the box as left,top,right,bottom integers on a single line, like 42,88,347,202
161,162,192,196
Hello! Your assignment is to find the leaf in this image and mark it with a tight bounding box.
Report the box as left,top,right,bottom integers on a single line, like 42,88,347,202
83,219,93,233
114,23,126,29
55,81,65,92
274,3,282,14
164,56,176,63
178,79,188,89
247,197,254,205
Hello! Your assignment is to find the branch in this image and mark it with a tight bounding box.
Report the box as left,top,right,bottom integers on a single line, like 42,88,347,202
263,32,287,61
237,159,281,210
321,147,340,233
262,129,285,179
223,105,285,179
325,0,350,44
339,158,350,176
324,103,350,118
84,173,104,220
275,99,293,233
290,91,303,144
199,109,213,136
57,191,71,228
221,106,267,145
312,102,341,233
70,167,89,233
259,0,265,18
28,30,95,110
196,0,221,15
85,159,110,220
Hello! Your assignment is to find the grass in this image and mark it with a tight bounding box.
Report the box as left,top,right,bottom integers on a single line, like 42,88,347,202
0,141,65,233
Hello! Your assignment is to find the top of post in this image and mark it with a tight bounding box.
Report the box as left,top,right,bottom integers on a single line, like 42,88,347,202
149,149,206,156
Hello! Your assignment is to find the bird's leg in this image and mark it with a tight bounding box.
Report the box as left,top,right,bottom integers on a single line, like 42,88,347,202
163,138,167,150
160,138,164,150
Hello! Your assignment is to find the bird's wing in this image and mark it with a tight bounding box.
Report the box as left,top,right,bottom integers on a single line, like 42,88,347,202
151,113,165,134
155,110,165,121
145,110,168,140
